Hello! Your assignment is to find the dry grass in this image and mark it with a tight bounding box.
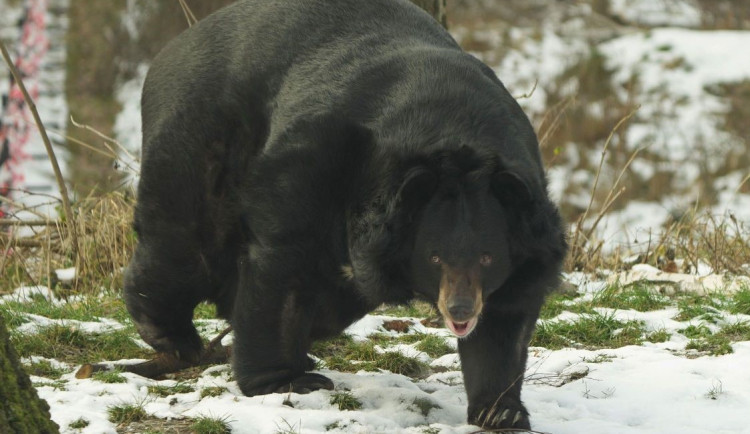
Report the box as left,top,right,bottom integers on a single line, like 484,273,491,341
1,191,135,293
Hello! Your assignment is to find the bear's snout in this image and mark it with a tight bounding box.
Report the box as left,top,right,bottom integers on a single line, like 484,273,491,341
438,264,483,337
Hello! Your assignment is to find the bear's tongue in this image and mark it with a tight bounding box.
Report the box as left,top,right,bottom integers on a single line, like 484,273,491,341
447,317,477,337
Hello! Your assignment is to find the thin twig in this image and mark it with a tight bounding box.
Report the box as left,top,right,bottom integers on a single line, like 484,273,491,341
0,40,80,264
514,79,538,100
47,128,117,159
0,187,54,223
0,219,60,227
578,106,640,233
68,115,138,164
571,105,640,266
538,97,574,151
178,0,198,27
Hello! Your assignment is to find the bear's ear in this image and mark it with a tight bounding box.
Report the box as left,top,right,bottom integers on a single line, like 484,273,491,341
397,166,438,209
491,170,533,208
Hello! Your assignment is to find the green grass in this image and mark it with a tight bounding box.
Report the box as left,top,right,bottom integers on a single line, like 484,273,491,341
674,294,724,322
686,335,733,356
107,403,148,424
531,313,645,350
200,386,228,399
591,282,671,312
10,325,151,364
717,322,750,341
0,291,130,324
310,335,356,359
539,293,594,319
191,415,232,434
371,351,430,377
32,380,67,390
729,286,750,315
409,397,441,417
374,301,436,318
68,417,90,429
92,369,127,384
147,382,196,397
581,354,615,363
0,305,30,327
194,302,219,320
679,324,713,339
646,329,671,343
23,359,68,379
330,391,362,411
314,335,430,377
414,335,454,358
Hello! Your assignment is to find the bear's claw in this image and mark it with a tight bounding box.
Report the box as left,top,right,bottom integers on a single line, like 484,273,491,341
473,402,529,429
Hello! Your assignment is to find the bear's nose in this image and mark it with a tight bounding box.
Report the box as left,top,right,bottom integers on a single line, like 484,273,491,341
447,296,475,322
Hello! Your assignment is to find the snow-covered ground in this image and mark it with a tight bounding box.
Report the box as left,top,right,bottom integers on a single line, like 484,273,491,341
5,277,750,434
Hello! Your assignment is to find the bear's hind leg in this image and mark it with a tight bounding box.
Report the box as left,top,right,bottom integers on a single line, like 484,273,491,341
231,250,337,396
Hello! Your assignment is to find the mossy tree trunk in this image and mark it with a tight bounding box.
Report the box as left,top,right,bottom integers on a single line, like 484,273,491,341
410,0,448,28
0,315,59,434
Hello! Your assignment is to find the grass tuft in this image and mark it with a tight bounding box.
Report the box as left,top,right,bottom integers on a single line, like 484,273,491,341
410,397,441,417
729,286,750,315
147,382,196,397
414,335,454,358
371,351,430,378
107,403,147,424
591,282,671,312
68,417,89,429
23,359,68,379
686,335,733,356
191,415,232,434
646,329,671,343
717,322,750,341
11,325,150,364
200,386,228,399
532,313,645,350
92,369,128,384
330,391,362,411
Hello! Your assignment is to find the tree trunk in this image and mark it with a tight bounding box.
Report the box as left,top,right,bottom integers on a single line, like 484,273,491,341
0,315,59,434
410,0,448,28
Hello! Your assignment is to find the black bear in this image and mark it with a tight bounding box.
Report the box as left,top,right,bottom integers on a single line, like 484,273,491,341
123,0,567,429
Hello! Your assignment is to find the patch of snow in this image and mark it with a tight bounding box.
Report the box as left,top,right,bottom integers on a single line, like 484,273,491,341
609,0,702,28
54,267,76,282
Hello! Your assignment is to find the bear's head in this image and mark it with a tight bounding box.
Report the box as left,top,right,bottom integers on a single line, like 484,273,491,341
405,150,535,337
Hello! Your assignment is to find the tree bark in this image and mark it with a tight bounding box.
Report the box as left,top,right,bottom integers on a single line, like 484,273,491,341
410,0,448,28
0,315,59,434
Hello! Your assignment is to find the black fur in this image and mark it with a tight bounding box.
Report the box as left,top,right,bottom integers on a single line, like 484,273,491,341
123,0,567,429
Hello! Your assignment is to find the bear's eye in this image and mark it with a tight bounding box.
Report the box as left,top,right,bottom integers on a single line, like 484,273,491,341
430,254,441,264
480,254,493,267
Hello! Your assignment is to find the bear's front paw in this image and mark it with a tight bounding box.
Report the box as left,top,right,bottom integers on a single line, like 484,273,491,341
469,399,530,430
273,372,335,394
240,372,335,396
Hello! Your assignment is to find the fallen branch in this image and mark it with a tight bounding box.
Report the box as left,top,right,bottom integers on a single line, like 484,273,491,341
75,326,232,380
0,219,60,227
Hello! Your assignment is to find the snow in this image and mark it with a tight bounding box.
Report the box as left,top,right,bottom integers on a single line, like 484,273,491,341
15,279,750,434
609,0,702,28
54,266,76,282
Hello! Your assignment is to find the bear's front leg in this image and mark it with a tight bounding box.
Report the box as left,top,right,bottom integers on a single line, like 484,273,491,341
458,307,538,430
231,248,334,396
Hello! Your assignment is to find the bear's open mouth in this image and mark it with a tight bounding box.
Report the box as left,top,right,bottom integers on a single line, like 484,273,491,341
446,316,478,337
